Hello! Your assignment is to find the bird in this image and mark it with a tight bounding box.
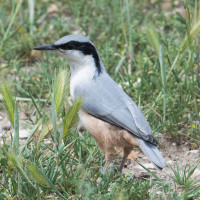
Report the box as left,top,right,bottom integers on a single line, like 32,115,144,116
34,35,166,174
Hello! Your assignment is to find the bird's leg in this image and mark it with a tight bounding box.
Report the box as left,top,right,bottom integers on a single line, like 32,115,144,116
119,155,128,174
102,151,115,174
97,152,114,184
119,147,132,175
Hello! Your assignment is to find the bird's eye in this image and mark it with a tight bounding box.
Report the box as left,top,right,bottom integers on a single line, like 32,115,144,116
67,44,74,50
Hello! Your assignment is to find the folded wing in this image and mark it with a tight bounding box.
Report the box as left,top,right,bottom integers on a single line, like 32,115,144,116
75,73,157,145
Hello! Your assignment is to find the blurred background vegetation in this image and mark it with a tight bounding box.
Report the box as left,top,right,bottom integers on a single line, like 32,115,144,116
0,0,200,199
0,0,199,138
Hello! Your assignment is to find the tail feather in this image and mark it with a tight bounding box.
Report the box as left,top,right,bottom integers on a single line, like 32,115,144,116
136,138,166,170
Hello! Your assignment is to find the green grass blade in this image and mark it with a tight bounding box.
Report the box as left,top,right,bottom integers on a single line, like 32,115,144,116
37,120,55,151
159,45,166,121
63,97,82,139
1,0,23,46
159,45,166,90
51,93,58,154
168,2,200,78
167,54,180,81
1,84,15,127
186,160,200,180
59,120,64,150
36,184,41,200
18,173,21,199
146,26,167,121
12,105,19,154
27,162,54,188
114,54,126,75
53,70,69,116
27,163,68,200
135,159,163,182
28,0,34,35
2,167,8,189
0,95,47,102
146,24,161,58
20,120,42,155
6,151,35,188
187,185,200,199
126,0,133,75
28,91,43,118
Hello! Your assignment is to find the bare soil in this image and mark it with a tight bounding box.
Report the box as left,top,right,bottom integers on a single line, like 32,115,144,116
123,134,200,190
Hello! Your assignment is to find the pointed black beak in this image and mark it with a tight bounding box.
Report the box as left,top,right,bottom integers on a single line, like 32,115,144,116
33,44,56,51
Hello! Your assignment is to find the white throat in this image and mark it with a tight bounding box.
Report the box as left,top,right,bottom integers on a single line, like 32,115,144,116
67,54,96,99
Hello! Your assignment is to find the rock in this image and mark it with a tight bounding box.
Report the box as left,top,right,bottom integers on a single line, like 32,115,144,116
135,171,151,179
189,150,199,154
44,139,52,144
191,169,200,180
19,129,29,139
166,160,173,165
136,163,155,170
0,112,11,131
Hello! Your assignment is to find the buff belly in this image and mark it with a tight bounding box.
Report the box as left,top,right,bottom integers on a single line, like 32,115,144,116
79,110,139,160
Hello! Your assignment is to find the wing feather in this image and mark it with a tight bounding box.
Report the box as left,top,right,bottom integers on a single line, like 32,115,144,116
74,73,157,145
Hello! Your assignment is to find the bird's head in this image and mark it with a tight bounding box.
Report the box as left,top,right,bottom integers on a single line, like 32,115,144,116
34,35,102,74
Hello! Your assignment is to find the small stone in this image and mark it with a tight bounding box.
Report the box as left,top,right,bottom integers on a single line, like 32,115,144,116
167,160,173,165
136,172,150,179
19,129,29,138
44,139,51,144
191,169,200,179
2,125,10,130
136,163,155,170
189,150,199,154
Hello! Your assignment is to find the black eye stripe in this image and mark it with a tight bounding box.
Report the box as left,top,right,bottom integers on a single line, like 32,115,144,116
56,43,72,50
55,41,102,74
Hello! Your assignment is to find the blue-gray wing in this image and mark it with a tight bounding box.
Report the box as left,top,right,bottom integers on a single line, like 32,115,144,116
74,73,157,145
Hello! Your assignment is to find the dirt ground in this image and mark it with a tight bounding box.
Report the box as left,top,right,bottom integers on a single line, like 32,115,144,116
124,134,200,190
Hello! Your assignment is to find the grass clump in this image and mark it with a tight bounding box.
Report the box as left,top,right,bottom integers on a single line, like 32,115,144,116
168,161,200,200
107,174,150,200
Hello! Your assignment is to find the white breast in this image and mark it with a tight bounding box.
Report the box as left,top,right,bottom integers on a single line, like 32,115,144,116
69,56,96,100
